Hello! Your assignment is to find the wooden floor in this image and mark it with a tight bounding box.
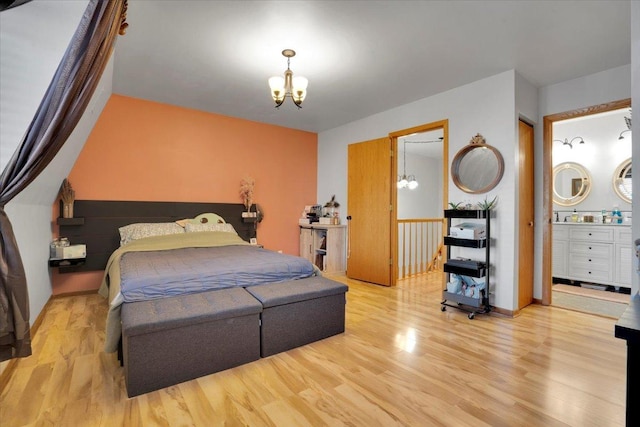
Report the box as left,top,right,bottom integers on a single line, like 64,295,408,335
0,272,627,426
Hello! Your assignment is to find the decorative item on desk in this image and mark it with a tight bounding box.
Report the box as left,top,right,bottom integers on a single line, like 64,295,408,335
323,195,340,224
59,178,75,218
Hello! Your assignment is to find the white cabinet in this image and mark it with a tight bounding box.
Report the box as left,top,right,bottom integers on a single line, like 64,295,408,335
614,227,633,287
299,225,346,274
552,226,569,278
552,223,631,289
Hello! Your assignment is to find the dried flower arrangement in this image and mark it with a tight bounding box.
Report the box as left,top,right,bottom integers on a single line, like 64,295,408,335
59,178,76,218
239,176,255,211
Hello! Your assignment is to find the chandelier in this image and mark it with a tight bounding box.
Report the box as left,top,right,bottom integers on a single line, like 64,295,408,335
268,49,308,109
554,136,584,149
397,140,418,190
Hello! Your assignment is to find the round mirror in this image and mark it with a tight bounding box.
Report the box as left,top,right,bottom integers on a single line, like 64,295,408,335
613,158,632,203
451,134,504,194
552,162,591,206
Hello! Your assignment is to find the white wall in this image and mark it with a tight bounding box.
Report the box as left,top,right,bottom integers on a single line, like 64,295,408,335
552,109,632,214
1,0,112,323
631,0,639,296
0,0,88,170
397,153,442,219
535,65,632,300
319,70,519,311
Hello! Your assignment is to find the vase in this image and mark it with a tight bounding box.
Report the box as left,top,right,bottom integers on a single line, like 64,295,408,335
63,202,74,218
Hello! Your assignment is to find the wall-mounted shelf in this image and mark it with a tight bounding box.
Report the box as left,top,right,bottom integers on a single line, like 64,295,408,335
56,217,84,226
49,257,86,268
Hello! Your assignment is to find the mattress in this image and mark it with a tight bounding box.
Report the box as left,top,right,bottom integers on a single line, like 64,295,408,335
119,245,315,302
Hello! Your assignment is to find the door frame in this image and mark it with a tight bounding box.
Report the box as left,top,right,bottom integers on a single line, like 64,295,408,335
542,98,631,305
389,119,449,284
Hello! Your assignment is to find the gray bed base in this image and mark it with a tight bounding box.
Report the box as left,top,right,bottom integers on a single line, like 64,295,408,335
121,276,348,397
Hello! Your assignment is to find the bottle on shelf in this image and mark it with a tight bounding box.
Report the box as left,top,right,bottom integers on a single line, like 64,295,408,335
612,205,622,224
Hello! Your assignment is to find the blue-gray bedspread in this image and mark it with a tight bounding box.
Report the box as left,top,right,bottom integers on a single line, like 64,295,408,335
119,245,315,302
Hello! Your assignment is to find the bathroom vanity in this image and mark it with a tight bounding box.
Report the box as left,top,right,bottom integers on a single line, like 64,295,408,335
553,223,632,289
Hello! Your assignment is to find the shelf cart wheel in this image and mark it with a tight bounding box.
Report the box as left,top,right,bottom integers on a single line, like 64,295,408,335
441,305,447,312
468,312,475,320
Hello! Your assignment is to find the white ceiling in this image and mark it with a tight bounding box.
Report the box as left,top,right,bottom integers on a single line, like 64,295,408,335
112,1,631,133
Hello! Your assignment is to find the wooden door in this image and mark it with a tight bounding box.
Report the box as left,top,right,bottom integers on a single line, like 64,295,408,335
347,137,393,286
518,120,534,309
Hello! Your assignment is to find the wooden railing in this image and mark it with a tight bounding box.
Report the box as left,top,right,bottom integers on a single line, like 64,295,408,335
397,218,445,279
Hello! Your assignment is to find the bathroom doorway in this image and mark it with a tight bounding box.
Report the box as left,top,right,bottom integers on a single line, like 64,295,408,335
543,99,632,316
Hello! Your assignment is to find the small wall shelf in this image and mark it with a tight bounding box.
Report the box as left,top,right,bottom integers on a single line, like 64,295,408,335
56,217,84,226
49,258,86,268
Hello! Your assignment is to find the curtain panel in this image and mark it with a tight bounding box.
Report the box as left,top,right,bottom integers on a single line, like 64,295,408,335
0,0,128,362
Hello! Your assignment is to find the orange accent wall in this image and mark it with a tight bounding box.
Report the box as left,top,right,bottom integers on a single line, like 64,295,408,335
52,94,317,295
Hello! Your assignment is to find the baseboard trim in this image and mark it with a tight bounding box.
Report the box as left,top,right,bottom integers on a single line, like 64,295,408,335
491,306,514,317
0,295,53,395
52,289,99,298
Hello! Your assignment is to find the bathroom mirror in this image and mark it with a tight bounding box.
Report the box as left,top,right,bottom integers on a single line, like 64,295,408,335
613,158,632,203
451,134,504,194
553,162,591,206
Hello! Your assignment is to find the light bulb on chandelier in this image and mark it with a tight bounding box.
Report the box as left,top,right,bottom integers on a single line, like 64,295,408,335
397,140,418,190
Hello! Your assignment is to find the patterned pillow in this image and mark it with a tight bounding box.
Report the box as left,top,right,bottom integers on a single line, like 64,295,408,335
184,223,237,234
119,222,185,246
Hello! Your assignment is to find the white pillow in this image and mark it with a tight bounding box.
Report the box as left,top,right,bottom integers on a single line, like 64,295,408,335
184,223,237,234
119,222,185,246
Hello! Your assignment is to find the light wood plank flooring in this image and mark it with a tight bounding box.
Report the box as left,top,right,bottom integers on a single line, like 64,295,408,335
1,272,627,426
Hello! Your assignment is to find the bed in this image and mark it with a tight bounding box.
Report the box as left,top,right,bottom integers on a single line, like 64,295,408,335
98,227,319,352
60,200,347,395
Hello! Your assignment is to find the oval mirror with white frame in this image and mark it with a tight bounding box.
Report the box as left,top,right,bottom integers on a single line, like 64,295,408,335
451,133,504,194
612,158,632,203
552,162,591,206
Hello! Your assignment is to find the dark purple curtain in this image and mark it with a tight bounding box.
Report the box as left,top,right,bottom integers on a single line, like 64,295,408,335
0,0,128,362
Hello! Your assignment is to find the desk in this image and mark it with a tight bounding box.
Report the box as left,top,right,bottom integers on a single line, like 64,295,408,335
615,297,640,427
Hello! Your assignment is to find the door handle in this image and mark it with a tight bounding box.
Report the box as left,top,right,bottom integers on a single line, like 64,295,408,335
528,221,534,227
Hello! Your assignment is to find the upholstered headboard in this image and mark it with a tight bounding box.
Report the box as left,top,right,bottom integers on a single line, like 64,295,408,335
57,200,257,272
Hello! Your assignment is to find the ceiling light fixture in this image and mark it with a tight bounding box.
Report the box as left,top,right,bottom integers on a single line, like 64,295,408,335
268,49,308,109
397,140,418,190
554,136,585,149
